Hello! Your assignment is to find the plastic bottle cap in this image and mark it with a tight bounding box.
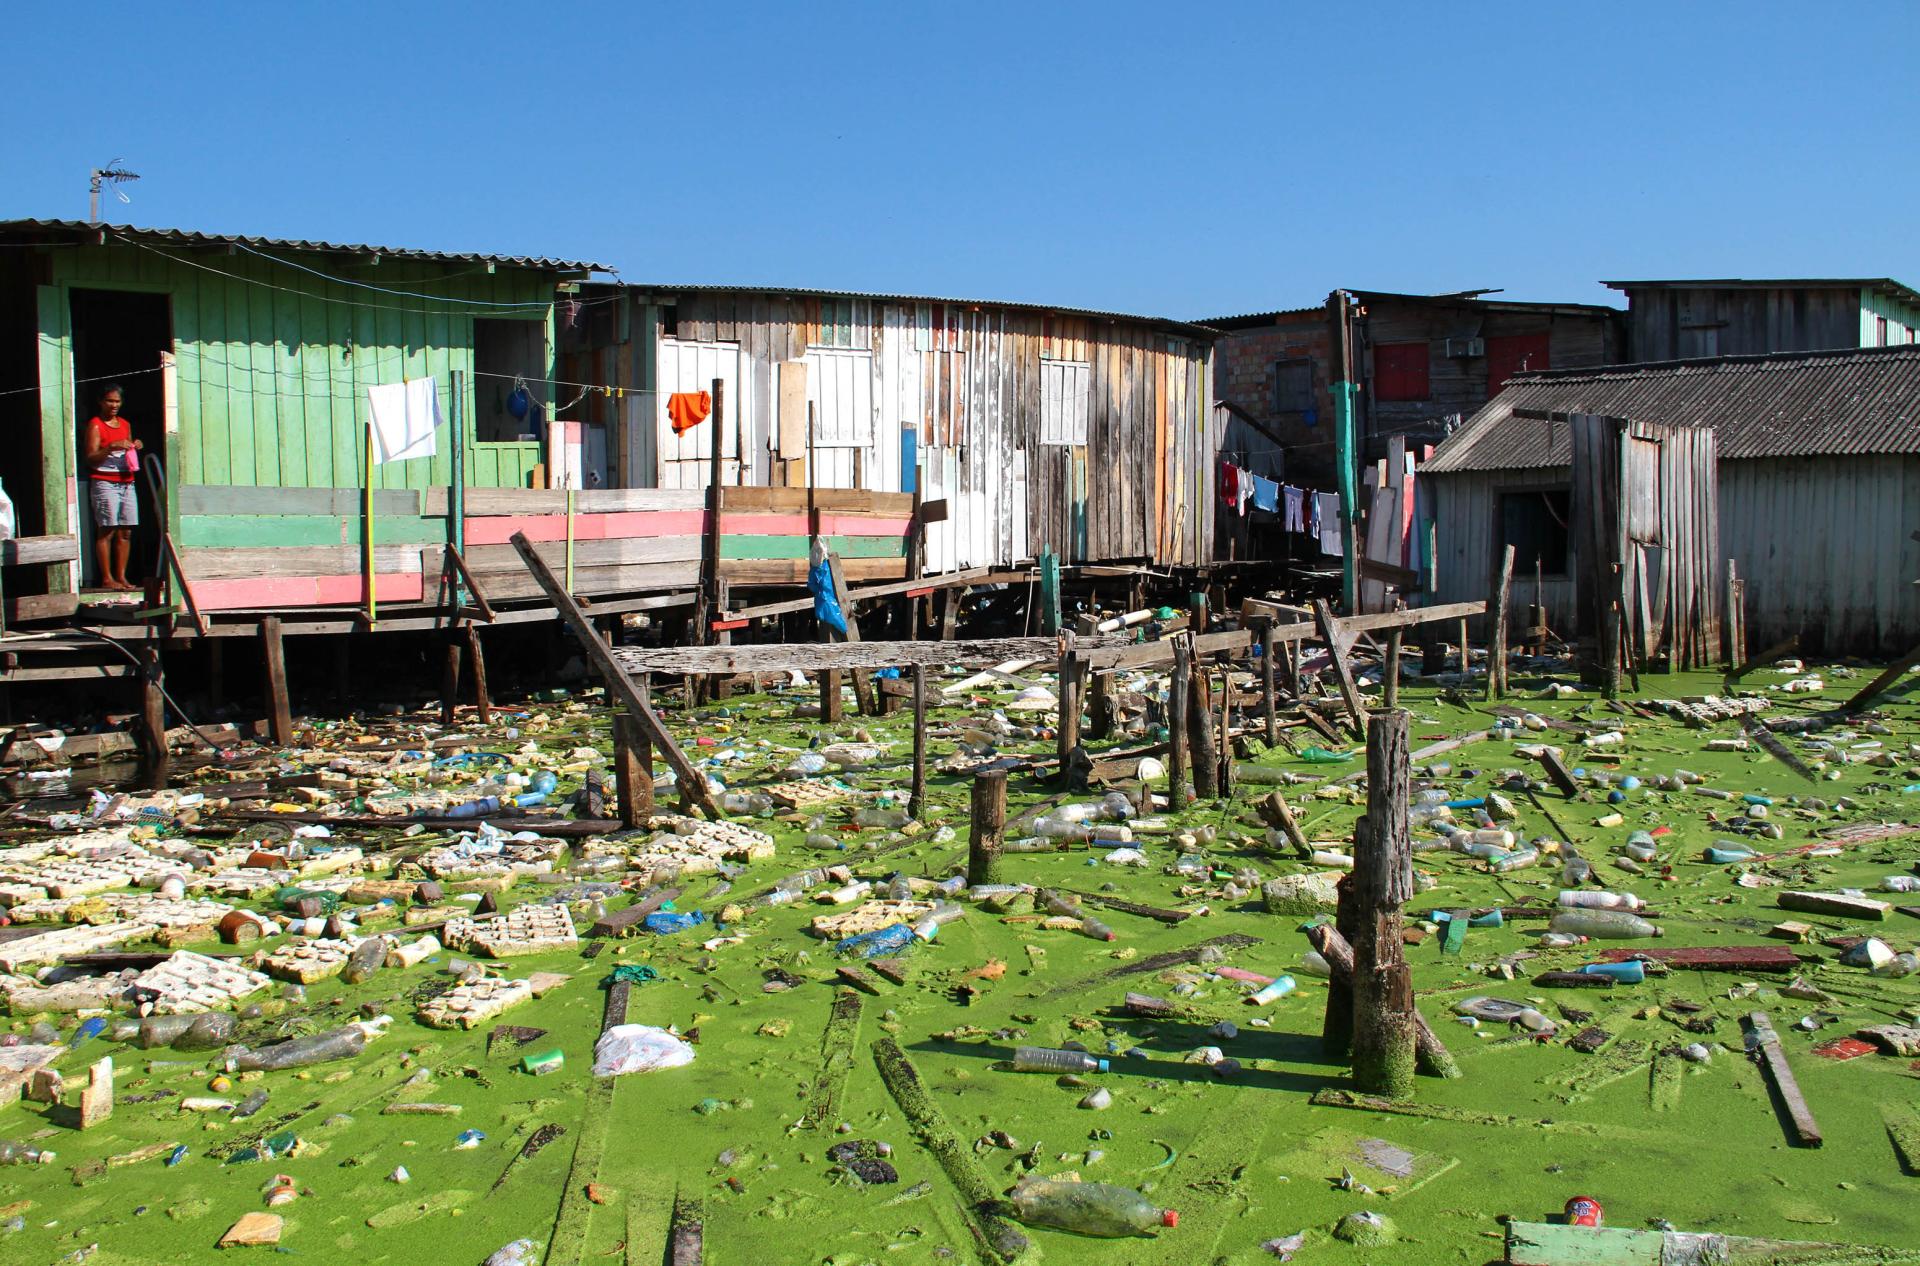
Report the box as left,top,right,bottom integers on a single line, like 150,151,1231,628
1161,1210,1179,1227
1094,1058,1111,1073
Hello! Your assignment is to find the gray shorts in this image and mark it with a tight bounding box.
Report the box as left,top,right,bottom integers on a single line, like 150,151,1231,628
91,481,138,528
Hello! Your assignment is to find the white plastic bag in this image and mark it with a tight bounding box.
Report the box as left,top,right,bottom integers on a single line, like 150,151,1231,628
592,1024,695,1076
0,478,15,541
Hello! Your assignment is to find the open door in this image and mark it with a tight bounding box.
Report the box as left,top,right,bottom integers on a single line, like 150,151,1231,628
68,288,172,590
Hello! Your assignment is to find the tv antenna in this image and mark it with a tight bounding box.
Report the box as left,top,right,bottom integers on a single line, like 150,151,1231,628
88,160,140,224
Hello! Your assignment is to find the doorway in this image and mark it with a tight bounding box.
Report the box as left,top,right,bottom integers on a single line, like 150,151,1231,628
68,288,172,590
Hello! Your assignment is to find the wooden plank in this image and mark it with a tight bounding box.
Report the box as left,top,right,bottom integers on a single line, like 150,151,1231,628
1724,634,1801,687
1844,640,1920,712
826,551,876,715
1744,1011,1822,1148
0,535,78,567
719,486,914,516
1592,945,1798,972
261,617,292,746
181,544,422,581
1312,598,1368,737
180,485,421,517
613,635,1122,675
508,532,721,819
725,567,988,623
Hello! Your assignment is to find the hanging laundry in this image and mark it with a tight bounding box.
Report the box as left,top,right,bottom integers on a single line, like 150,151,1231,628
366,378,443,465
1317,491,1344,557
1218,462,1240,506
1306,491,1320,537
667,391,712,435
1250,475,1280,514
1237,469,1254,516
1282,485,1306,532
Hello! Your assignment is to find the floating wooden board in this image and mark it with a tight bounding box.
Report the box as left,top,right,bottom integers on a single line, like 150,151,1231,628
1592,944,1800,973
1504,1220,1912,1265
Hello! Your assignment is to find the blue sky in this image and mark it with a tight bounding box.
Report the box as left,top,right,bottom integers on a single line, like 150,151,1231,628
6,3,1914,320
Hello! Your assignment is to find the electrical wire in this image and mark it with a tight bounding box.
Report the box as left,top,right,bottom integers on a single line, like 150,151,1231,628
65,628,241,758
227,240,581,309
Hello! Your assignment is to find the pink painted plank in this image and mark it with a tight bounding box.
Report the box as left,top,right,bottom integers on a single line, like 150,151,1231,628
463,510,707,546
193,573,424,611
461,509,908,546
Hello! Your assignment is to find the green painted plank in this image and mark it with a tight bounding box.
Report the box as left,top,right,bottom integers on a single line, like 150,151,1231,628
226,269,259,485
180,514,444,549
178,485,419,517
718,534,906,561
270,279,306,488
247,278,280,486
197,277,230,486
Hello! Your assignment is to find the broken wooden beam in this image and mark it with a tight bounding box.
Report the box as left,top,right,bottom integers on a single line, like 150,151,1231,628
613,633,1124,675
1504,1220,1911,1266
1744,1011,1822,1148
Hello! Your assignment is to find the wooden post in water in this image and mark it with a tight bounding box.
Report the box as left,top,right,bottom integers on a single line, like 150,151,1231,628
1213,663,1233,798
820,666,844,722
137,643,168,789
1055,648,1083,784
910,663,928,819
1086,666,1113,740
260,617,292,746
440,631,464,725
1384,629,1402,709
1324,872,1357,1059
1184,636,1218,802
1351,708,1416,1098
613,672,656,828
1456,617,1470,675
1485,544,1515,701
1167,639,1191,810
1258,618,1278,746
466,625,491,723
968,768,1008,886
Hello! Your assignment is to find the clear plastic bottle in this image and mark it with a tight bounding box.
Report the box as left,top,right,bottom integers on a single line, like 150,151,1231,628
912,902,965,940
1010,1179,1177,1237
854,807,909,829
1033,814,1092,841
1882,876,1920,893
1011,1046,1109,1074
1098,791,1137,821
1873,951,1919,978
1548,909,1661,940
1042,891,1116,941
229,1024,371,1072
1561,856,1593,886
0,1141,55,1165
1556,890,1645,912
835,923,918,958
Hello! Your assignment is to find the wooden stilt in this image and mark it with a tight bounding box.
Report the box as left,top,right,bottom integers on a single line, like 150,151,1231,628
466,625,491,723
1456,617,1469,675
1086,666,1114,739
613,711,653,829
1307,922,1460,1079
821,668,844,722
968,768,1007,886
711,577,732,702
910,663,927,819
1184,637,1217,804
827,552,877,715
1168,639,1190,810
1351,708,1416,1099
1384,629,1402,710
1259,618,1278,746
261,617,292,746
937,585,960,640
137,643,168,790
1325,872,1357,1059
1485,544,1515,701
1055,648,1083,785
1312,598,1368,738
1213,663,1232,798
440,632,464,726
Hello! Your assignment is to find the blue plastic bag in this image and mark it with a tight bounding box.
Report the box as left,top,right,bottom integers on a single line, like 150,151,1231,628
644,910,707,935
809,545,847,635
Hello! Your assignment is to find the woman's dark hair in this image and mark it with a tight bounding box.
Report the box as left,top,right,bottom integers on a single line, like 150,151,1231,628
98,382,125,401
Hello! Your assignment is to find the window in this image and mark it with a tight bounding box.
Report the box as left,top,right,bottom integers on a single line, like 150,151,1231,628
805,346,875,446
1373,341,1429,401
1040,360,1091,445
1876,316,1889,347
1486,333,1550,396
1499,487,1572,577
813,298,870,349
473,318,548,442
1273,359,1315,413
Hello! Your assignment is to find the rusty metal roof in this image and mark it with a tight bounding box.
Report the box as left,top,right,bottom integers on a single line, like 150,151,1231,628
1424,343,1920,473
1603,277,1920,307
0,218,607,274
620,282,1215,340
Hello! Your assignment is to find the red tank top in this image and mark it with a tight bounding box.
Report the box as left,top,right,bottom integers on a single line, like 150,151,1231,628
90,415,135,482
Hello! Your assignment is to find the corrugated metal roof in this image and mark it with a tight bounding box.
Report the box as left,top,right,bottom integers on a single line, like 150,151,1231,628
1424,343,1920,473
1603,277,1920,307
0,218,607,274
1193,289,1621,329
621,282,1215,339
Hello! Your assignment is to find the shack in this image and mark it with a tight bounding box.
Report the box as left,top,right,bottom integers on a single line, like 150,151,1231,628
1604,277,1920,361
1203,289,1625,485
555,285,1220,573
1421,344,1920,656
0,218,602,619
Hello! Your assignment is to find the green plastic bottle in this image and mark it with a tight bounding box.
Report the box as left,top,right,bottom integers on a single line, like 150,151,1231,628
1010,1179,1177,1237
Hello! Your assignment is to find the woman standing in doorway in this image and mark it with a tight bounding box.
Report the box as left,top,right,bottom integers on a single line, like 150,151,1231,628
80,383,143,591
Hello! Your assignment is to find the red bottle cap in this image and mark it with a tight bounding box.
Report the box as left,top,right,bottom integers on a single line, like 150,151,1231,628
1564,1196,1603,1227
1161,1210,1179,1228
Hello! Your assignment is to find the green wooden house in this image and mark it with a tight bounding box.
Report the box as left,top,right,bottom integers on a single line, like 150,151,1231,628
0,218,603,618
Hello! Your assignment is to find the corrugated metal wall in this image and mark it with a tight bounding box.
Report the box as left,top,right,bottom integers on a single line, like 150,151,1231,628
1431,455,1920,656
1721,455,1920,654
631,293,1214,569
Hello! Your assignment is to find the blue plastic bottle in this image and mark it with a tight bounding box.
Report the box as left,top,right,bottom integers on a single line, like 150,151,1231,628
835,923,919,958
